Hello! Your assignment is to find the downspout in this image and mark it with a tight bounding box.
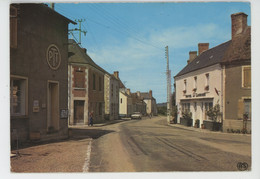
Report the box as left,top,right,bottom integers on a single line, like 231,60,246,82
221,65,226,132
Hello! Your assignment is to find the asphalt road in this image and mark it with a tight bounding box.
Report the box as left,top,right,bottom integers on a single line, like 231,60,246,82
89,116,251,172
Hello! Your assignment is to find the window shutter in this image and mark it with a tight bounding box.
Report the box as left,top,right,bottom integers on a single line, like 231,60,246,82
243,67,251,88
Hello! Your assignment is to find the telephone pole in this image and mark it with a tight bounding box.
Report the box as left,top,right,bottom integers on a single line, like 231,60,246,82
69,19,87,44
165,46,172,124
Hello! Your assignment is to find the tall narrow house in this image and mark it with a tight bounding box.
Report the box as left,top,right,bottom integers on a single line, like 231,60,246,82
68,39,106,125
10,4,75,145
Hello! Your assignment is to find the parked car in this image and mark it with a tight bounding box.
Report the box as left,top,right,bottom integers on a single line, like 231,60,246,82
131,112,142,120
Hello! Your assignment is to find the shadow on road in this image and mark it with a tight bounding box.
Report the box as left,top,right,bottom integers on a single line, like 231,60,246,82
69,128,115,140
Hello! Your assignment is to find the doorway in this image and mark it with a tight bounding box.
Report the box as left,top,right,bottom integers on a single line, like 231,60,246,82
74,100,85,124
47,81,59,132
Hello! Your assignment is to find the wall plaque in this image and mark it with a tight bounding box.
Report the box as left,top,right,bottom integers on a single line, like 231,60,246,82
46,44,61,70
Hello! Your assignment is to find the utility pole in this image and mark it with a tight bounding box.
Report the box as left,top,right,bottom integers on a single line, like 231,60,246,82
69,19,87,44
165,46,172,124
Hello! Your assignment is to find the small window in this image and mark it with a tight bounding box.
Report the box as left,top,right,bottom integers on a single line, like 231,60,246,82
205,73,209,90
99,76,102,91
194,76,197,90
121,98,122,104
111,84,114,97
93,74,96,90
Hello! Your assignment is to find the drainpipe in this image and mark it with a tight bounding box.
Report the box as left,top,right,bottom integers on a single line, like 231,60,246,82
221,65,225,132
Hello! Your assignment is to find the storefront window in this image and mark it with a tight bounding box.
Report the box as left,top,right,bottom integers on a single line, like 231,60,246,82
10,77,27,116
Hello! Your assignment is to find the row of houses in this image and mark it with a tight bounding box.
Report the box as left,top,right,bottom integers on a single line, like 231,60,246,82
10,3,157,145
174,12,251,132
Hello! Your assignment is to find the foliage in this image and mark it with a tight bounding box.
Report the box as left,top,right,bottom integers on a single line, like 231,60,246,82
157,106,167,116
206,104,222,122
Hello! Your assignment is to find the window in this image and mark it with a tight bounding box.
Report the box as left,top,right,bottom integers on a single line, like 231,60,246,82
10,5,17,48
74,67,85,88
111,84,114,97
181,103,190,112
242,66,251,88
205,73,209,91
193,76,197,91
93,74,96,90
183,80,187,93
99,76,102,91
10,76,27,116
121,98,122,103
194,102,197,111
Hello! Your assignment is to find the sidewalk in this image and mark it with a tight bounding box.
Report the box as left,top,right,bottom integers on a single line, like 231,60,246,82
168,123,251,136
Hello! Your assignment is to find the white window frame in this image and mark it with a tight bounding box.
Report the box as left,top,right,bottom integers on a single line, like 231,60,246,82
10,75,28,116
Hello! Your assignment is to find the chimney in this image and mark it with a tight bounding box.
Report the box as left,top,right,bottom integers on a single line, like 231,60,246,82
113,71,119,79
198,43,209,55
149,90,152,98
126,88,131,95
187,51,197,64
50,3,55,10
231,12,248,39
82,48,87,54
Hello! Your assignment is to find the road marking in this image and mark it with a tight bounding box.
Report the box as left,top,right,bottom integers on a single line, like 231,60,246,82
83,139,92,172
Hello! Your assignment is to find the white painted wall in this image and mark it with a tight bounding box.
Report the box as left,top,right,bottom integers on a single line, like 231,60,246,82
175,64,223,126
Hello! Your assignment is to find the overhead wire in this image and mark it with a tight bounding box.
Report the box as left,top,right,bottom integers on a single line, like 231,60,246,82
88,3,163,51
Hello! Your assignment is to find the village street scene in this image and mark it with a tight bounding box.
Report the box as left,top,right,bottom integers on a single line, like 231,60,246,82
5,1,258,178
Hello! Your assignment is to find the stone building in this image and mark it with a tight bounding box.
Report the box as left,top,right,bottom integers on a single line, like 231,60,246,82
104,71,120,120
131,92,147,115
119,88,133,118
174,12,251,132
10,4,75,145
68,39,106,125
139,90,158,116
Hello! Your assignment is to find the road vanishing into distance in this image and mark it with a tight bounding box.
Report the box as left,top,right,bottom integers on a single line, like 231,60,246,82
11,115,251,172
88,116,251,172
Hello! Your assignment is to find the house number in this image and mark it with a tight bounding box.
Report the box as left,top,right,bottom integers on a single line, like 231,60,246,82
46,44,61,70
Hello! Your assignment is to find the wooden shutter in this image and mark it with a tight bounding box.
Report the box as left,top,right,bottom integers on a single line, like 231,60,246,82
243,67,251,88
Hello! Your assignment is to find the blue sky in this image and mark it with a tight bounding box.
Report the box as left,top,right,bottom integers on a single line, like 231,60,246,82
53,2,250,103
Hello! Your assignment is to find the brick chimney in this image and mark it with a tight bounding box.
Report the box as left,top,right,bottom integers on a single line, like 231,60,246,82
187,51,197,64
149,90,152,98
198,43,209,55
231,12,248,39
82,48,87,54
113,71,119,79
126,88,131,96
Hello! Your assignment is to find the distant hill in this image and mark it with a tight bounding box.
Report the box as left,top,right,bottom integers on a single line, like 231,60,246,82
157,102,167,107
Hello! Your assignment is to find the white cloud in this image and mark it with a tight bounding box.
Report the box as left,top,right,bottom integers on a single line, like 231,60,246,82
87,23,229,102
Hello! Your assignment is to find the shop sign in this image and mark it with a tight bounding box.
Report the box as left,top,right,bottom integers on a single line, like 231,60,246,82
46,44,61,70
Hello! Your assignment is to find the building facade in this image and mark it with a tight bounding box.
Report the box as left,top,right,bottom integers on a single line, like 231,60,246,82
104,71,120,120
174,12,251,132
10,4,75,145
68,39,106,125
140,90,158,116
119,88,133,118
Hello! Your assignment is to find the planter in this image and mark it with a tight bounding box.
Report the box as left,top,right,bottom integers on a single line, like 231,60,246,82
180,117,193,127
195,119,200,128
203,120,222,131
